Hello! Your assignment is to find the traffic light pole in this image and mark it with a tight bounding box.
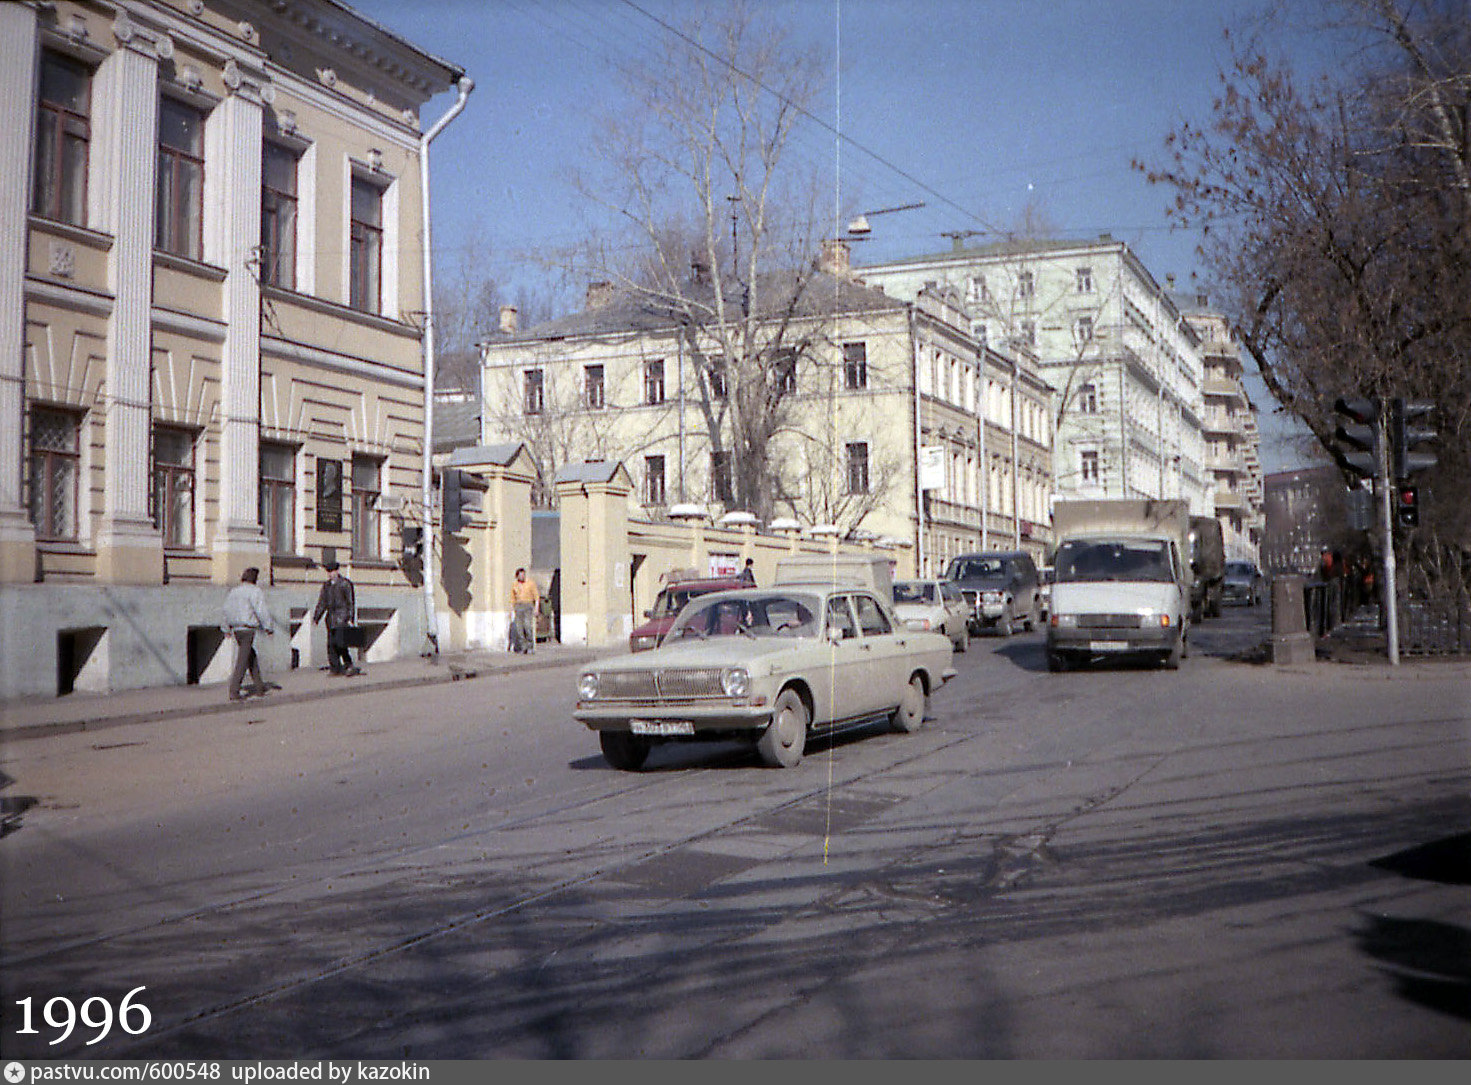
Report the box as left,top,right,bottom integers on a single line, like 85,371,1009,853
1376,402,1400,666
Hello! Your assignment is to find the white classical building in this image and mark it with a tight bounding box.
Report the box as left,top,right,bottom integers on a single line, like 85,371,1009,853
858,235,1223,524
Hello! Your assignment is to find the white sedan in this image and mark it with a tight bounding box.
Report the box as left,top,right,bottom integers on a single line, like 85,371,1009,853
574,586,956,770
892,578,970,652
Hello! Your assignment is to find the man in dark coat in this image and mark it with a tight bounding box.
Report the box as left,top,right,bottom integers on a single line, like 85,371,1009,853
313,560,358,675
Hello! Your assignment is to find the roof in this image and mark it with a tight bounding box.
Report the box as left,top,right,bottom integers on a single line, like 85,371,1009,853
488,268,906,345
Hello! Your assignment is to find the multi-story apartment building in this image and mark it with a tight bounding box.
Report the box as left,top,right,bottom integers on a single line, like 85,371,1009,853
1177,293,1266,562
479,245,1053,577
0,0,467,698
857,235,1220,526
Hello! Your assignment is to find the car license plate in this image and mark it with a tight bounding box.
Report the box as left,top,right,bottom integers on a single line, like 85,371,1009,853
630,719,694,736
1089,640,1129,652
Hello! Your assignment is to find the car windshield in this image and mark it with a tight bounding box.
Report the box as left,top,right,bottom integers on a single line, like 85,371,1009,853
893,581,937,604
948,557,1008,580
651,586,702,619
1226,562,1258,577
1055,540,1176,583
667,591,821,641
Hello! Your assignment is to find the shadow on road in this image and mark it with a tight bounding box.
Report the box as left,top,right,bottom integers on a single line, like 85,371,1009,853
1357,832,1471,1022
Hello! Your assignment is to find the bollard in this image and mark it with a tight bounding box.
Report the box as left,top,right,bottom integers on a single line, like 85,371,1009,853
1272,575,1316,664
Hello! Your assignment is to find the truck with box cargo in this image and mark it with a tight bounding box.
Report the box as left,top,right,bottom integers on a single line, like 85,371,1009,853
1046,499,1191,671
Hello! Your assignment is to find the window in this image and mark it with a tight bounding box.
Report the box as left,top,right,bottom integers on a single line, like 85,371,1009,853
1019,321,1036,346
259,442,296,555
156,97,205,259
1080,449,1100,483
843,342,868,390
853,594,891,636
349,176,383,313
584,364,605,409
152,426,195,548
28,406,82,541
524,368,544,415
643,455,666,506
707,358,727,399
967,275,988,304
711,449,733,503
772,348,797,395
261,143,299,290
1074,316,1094,346
351,455,382,560
32,50,91,226
1076,266,1094,293
846,441,870,494
973,323,988,348
1018,271,1034,299
644,359,665,405
1078,382,1098,413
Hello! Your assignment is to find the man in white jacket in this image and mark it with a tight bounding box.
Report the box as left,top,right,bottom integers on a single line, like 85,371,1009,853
223,567,274,701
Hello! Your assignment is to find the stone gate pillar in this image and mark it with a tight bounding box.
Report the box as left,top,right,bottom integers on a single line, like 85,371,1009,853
555,461,632,648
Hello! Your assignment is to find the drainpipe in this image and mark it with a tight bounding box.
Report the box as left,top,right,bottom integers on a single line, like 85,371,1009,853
419,75,474,656
910,306,925,576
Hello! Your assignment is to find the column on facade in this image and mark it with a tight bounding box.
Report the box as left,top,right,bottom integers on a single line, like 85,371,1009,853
93,15,163,582
211,62,269,582
0,3,39,581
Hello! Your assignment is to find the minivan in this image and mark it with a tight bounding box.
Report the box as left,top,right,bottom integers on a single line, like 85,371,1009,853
944,550,1042,636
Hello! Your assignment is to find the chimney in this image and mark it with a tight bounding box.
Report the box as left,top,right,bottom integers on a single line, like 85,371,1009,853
819,238,851,277
585,281,614,310
498,305,519,333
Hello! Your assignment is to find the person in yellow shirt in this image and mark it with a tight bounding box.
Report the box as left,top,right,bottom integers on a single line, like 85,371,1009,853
510,567,541,654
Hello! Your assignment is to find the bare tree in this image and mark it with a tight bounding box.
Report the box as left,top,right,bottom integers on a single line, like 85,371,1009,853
571,1,854,524
1136,0,1471,543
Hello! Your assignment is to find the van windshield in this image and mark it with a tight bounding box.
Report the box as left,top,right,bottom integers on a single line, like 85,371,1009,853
1055,540,1175,584
893,581,937,604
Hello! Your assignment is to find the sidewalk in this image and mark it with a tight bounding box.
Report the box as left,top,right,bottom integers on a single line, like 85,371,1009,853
0,643,604,743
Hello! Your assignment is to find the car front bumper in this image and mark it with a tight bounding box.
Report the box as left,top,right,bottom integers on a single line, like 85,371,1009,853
574,699,775,735
1047,625,1179,656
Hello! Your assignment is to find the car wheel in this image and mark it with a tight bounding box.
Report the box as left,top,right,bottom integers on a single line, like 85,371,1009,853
890,674,927,733
957,627,969,653
599,730,651,771
1046,648,1066,672
1164,636,1183,670
758,688,808,768
1024,599,1038,632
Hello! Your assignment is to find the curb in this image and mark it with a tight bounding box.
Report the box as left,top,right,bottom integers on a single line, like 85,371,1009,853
0,651,596,744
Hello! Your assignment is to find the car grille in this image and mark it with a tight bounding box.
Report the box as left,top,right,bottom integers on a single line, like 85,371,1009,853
597,667,727,700
1076,614,1145,629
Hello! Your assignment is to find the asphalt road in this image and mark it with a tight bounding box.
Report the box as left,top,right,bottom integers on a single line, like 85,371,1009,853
2,603,1468,1058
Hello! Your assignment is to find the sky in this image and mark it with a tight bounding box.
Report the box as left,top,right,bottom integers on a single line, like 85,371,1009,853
346,0,1335,471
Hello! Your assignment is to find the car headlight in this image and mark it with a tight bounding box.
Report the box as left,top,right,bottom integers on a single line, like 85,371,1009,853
630,634,657,652
578,672,600,699
1051,613,1077,628
907,617,932,630
721,667,750,697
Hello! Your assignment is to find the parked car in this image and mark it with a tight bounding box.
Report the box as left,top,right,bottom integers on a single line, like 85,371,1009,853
629,576,748,652
1222,561,1266,607
892,579,970,652
575,585,957,770
944,550,1042,636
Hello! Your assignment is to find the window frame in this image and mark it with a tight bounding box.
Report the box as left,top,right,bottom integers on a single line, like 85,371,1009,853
843,341,868,391
643,454,666,506
1076,266,1094,293
348,174,384,313
261,141,300,290
351,454,383,561
583,364,605,409
259,441,298,556
156,95,206,260
644,359,665,405
524,368,545,415
32,49,92,226
28,405,83,542
1080,449,1101,483
846,440,870,495
151,425,196,549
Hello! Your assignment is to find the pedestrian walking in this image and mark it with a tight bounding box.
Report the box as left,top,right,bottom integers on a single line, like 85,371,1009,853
739,558,756,586
223,567,274,701
511,567,540,654
313,560,359,675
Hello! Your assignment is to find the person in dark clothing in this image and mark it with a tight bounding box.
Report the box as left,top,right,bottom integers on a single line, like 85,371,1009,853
313,560,358,675
739,558,756,586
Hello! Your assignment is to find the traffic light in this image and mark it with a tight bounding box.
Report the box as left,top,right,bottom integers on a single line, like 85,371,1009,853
1396,484,1420,528
1333,397,1380,478
442,468,483,533
401,524,423,560
1391,398,1437,480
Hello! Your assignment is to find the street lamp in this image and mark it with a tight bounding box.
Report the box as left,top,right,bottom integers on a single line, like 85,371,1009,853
846,201,926,237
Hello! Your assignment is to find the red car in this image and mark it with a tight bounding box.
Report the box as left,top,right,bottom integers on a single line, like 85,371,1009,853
630,577,748,652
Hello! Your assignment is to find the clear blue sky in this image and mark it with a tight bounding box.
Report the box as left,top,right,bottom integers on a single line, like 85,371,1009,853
349,0,1327,470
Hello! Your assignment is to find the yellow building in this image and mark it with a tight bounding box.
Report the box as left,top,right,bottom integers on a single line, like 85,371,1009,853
0,0,467,697
480,246,1052,579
